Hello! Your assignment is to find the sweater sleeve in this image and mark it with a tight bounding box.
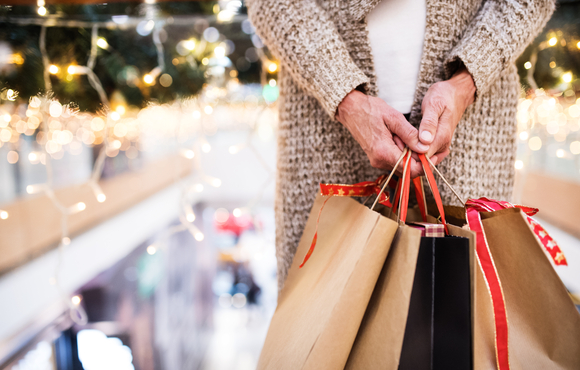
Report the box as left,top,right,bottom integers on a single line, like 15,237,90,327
246,0,370,118
444,0,556,98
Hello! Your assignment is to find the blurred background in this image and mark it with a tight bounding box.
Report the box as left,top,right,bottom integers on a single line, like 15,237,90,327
0,0,579,369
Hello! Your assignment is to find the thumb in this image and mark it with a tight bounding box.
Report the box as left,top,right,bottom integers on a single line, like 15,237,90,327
419,103,441,147
384,113,429,154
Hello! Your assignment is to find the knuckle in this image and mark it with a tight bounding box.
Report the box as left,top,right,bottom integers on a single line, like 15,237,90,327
430,96,447,111
421,116,438,130
369,152,384,169
369,147,391,169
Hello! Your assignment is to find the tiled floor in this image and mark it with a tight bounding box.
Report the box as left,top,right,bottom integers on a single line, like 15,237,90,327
198,306,274,370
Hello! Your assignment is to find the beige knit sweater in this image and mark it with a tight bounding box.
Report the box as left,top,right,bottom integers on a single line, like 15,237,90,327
247,0,555,290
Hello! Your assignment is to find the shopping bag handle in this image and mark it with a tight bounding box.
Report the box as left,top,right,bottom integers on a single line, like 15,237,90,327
393,151,446,232
417,153,448,234
374,149,457,235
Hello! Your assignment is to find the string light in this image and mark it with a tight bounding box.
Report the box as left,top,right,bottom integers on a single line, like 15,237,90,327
96,37,108,49
562,72,573,83
548,37,557,46
185,203,195,222
146,245,157,255
71,295,81,305
68,202,86,214
184,39,196,51
214,46,225,58
0,210,8,220
1,13,278,328
0,15,208,328
180,149,195,159
27,183,48,194
229,143,245,154
199,136,211,153
90,182,106,203
143,74,154,84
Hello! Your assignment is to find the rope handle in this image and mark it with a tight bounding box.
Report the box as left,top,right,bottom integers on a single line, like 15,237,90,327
380,150,452,234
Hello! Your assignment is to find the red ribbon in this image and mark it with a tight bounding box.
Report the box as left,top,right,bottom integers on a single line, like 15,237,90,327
467,198,567,266
319,175,394,207
465,198,567,370
299,176,395,268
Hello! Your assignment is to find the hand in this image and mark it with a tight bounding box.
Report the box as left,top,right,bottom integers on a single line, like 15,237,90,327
336,90,429,177
417,66,476,165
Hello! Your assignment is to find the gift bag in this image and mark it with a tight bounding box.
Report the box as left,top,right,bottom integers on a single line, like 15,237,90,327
257,148,432,370
466,200,580,370
416,155,580,370
256,188,401,369
346,151,473,370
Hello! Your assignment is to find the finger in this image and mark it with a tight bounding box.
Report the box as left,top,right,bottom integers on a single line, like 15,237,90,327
430,149,450,166
393,135,405,151
368,140,404,172
419,102,442,147
384,113,429,153
410,159,424,178
426,124,452,158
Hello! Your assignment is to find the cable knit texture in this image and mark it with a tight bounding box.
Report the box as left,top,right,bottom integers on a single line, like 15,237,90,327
247,0,555,291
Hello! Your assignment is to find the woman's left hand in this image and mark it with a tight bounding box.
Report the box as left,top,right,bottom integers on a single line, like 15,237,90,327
417,66,476,165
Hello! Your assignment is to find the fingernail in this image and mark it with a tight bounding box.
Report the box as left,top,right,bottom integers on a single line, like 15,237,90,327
420,131,433,143
417,142,429,152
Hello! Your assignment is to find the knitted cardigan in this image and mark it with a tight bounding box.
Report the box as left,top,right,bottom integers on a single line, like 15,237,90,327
247,0,555,290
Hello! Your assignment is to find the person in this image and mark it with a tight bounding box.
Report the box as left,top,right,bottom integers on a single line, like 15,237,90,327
247,0,555,290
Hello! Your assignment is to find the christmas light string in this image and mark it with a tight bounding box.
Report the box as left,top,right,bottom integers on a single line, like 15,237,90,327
515,31,580,177
9,16,199,325
1,13,280,326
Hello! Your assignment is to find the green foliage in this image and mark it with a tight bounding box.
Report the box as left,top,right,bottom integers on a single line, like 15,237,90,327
0,2,218,112
517,1,580,93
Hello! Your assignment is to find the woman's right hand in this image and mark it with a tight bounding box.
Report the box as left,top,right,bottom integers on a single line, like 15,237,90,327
336,90,428,178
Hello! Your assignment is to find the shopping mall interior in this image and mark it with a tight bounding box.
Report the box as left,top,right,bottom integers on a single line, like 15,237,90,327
0,1,579,369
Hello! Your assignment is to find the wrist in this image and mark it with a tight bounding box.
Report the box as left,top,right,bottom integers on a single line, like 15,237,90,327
336,89,366,122
450,66,476,108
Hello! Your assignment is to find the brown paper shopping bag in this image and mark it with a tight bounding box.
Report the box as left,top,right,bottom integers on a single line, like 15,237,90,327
344,224,422,369
415,156,580,370
256,193,400,370
472,206,580,370
346,152,474,370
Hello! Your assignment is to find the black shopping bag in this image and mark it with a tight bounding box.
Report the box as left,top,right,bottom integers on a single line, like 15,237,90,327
399,235,472,370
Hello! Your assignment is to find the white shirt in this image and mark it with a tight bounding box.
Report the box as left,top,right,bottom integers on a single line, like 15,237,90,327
367,0,427,114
